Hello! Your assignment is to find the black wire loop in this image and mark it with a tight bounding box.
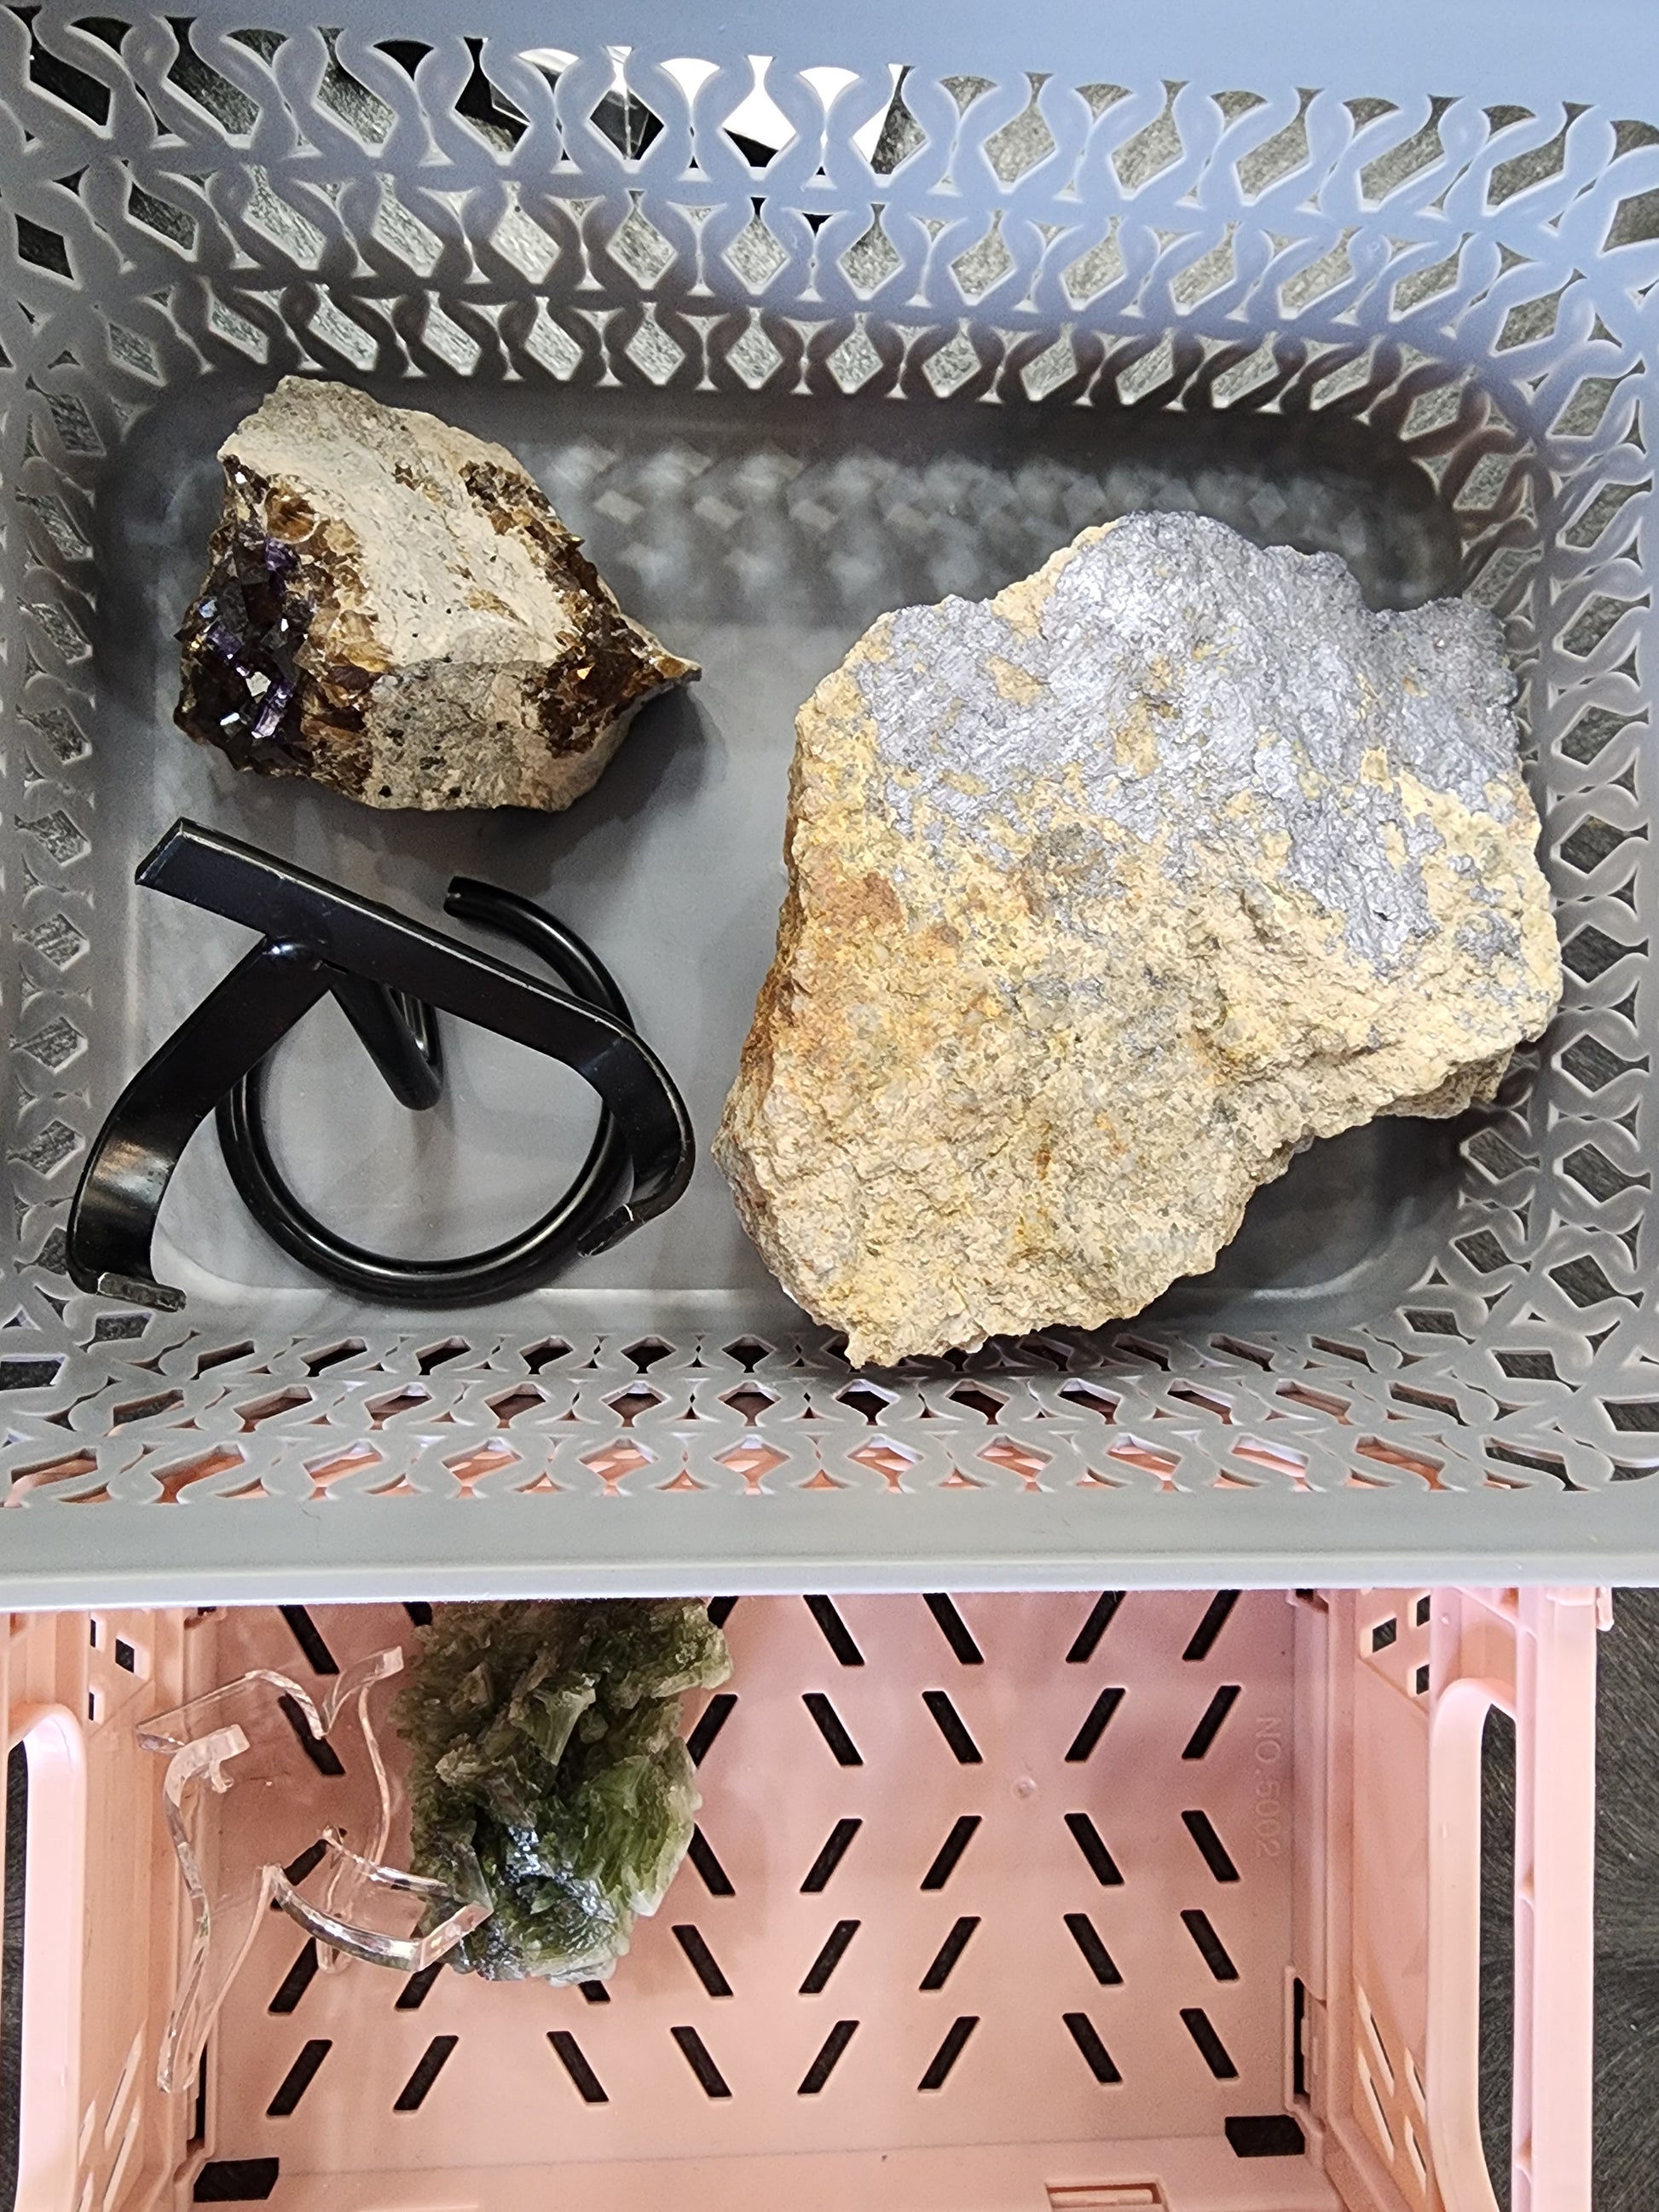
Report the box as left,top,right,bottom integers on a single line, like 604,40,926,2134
65,821,694,1312
216,881,641,1305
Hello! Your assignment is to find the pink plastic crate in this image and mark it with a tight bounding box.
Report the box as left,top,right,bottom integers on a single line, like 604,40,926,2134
0,1587,1599,2211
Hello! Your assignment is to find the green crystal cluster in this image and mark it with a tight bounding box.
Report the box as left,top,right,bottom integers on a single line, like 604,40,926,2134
396,1599,731,1983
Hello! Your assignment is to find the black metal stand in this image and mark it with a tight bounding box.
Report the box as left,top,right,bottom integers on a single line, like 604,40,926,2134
66,821,695,1311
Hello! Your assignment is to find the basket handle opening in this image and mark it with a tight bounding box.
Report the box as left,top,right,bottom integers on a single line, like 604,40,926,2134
1427,1676,1513,2212
3,1707,88,2212
1427,1592,1598,2212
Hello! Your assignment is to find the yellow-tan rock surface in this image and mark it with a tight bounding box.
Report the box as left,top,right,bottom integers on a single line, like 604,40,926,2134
715,511,1561,1366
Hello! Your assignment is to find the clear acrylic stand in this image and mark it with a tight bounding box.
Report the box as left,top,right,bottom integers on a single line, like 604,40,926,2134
139,1647,490,2094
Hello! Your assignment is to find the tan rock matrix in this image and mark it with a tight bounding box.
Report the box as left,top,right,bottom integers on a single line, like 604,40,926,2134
716,511,1562,1367
176,377,696,811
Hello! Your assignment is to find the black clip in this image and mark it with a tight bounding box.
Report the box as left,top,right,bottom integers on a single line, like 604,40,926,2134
66,820,694,1310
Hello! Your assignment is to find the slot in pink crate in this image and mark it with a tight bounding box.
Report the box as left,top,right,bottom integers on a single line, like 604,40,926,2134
1,1587,1600,2211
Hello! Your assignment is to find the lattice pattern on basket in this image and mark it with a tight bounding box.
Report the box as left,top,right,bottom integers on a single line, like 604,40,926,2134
3,12,1658,1513
0,1319,1641,1506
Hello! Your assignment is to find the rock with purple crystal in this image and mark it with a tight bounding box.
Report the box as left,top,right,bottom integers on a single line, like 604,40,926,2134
176,378,697,811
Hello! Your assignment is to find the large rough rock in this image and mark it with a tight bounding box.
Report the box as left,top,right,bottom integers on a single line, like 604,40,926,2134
716,511,1562,1367
176,377,696,811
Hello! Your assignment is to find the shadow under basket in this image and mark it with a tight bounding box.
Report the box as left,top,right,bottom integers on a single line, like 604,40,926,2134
0,1587,1601,2211
2,15,1658,1594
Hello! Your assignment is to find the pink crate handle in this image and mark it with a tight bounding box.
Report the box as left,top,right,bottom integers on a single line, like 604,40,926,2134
7,1706,87,2212
1427,1674,1513,2212
1427,1592,1598,2212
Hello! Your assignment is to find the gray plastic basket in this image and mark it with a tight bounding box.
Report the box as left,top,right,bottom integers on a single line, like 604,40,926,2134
3,3,1658,1601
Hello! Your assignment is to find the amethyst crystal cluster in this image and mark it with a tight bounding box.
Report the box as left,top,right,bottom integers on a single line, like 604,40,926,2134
179,504,309,765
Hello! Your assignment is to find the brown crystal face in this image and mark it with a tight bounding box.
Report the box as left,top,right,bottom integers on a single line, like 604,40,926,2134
460,459,693,756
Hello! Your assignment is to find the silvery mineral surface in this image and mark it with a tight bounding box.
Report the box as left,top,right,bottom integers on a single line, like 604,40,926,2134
176,377,696,811
716,511,1563,1368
